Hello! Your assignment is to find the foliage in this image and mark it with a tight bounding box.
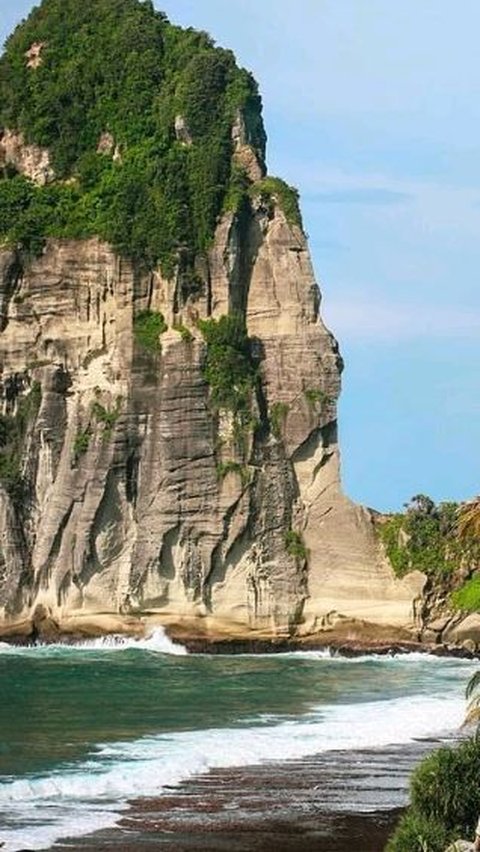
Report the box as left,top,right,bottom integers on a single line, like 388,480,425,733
91,397,121,439
386,812,449,852
304,388,330,408
377,495,472,579
73,427,91,461
133,310,167,353
377,514,412,577
0,381,41,499
465,670,480,728
173,322,193,343
250,177,303,230
198,314,257,420
457,498,480,540
0,0,266,272
285,530,307,560
451,575,480,612
223,165,251,214
0,174,89,255
216,460,251,486
387,737,480,851
270,402,289,439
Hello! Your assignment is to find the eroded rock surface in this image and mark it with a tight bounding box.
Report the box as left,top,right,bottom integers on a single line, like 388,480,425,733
0,189,427,641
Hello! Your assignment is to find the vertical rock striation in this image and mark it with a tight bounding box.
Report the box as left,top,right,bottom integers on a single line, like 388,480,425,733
0,0,424,641
0,196,423,640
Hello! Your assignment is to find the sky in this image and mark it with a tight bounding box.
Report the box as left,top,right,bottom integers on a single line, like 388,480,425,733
2,1,480,511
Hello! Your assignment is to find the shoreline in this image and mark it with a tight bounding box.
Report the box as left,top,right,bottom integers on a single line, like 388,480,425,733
2,635,466,851
0,608,478,658
54,741,440,851
1,619,477,659
57,809,404,851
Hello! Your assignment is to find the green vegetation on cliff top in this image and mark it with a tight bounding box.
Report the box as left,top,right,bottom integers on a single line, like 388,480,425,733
377,494,478,579
0,0,274,272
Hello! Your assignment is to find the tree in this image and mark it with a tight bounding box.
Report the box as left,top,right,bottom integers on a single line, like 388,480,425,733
458,498,480,540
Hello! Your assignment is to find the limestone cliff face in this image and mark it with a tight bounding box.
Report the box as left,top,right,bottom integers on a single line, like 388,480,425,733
0,191,424,639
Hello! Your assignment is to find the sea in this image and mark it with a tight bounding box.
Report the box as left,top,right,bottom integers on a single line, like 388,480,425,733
0,630,477,851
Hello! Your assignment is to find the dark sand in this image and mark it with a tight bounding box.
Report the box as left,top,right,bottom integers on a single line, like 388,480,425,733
56,740,447,852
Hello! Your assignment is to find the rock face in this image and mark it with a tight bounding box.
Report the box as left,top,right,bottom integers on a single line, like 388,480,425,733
0,129,54,185
0,0,427,641
0,189,424,639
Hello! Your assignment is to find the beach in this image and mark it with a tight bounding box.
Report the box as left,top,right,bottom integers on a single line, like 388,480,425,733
55,742,447,851
0,636,472,852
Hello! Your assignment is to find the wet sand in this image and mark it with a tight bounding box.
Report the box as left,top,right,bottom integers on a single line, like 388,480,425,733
56,740,446,852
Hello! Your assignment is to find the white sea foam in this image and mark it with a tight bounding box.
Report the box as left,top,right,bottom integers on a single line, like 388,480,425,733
276,649,474,664
0,627,188,656
0,690,466,851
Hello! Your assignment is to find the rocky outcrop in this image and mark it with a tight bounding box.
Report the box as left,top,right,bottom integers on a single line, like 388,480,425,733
0,186,427,642
25,42,47,69
0,129,54,184
231,110,265,182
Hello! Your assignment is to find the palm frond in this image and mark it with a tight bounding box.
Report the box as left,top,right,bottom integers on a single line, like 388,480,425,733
461,702,480,729
466,670,480,700
457,498,480,540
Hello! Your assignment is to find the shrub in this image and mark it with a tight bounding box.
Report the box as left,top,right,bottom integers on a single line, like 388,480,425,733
91,397,122,440
198,314,257,417
410,739,480,836
387,737,480,852
173,322,193,343
223,165,251,214
216,460,251,486
386,812,449,852
377,496,475,580
0,381,42,500
304,388,329,408
73,427,91,461
285,530,307,560
270,401,289,439
451,575,480,612
250,177,303,230
133,310,167,353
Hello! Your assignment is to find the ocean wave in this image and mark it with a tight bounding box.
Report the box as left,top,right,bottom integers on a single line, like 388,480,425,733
0,627,188,657
275,649,473,664
0,691,465,851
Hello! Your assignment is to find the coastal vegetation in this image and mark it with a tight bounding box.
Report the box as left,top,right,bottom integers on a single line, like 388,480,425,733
378,494,479,581
458,498,480,539
270,401,289,438
0,381,41,498
216,460,251,486
73,427,92,463
172,322,193,343
304,387,330,409
0,0,266,274
451,575,480,612
91,398,122,440
387,496,480,852
387,737,480,851
198,314,258,422
249,177,303,230
284,529,307,560
133,310,168,353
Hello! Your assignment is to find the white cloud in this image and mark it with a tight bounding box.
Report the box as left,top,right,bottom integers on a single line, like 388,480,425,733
323,298,480,342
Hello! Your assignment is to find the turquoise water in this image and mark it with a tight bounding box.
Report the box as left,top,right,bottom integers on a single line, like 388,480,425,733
0,631,476,851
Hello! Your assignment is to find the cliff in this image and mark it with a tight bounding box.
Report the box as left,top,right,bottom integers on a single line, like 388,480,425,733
0,0,425,643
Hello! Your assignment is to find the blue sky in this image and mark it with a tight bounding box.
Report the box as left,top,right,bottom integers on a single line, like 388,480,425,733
2,1,480,511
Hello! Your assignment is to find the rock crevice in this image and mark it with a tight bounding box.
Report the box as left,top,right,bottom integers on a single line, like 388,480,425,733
0,197,424,640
